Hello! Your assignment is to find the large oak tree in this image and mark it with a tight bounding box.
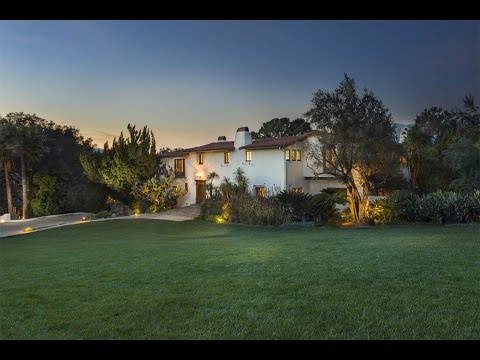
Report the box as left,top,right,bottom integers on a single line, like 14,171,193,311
304,75,400,223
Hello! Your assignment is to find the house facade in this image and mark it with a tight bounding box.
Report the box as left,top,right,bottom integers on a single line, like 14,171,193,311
158,127,344,207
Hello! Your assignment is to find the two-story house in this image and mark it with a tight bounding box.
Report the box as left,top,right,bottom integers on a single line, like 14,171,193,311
158,126,345,207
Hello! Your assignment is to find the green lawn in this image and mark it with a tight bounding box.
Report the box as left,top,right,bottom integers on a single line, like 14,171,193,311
0,220,479,339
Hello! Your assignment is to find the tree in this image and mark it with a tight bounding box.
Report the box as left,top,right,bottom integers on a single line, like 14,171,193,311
304,75,399,224
81,124,157,203
33,124,109,214
404,96,480,194
30,173,64,217
251,118,311,139
2,113,49,219
288,118,313,136
443,139,480,192
0,119,16,214
158,147,184,153
454,94,480,142
233,167,249,195
206,171,220,198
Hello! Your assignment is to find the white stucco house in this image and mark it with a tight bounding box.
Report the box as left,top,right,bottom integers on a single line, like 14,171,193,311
158,127,345,206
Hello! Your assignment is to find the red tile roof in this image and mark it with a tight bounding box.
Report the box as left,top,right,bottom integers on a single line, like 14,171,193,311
157,149,187,158
239,131,318,150
157,131,318,158
157,141,235,158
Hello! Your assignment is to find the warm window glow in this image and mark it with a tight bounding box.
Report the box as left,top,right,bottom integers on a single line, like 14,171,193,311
198,153,204,165
292,187,303,193
245,150,252,162
296,150,301,161
291,150,296,161
224,151,230,164
323,148,336,171
285,149,290,161
255,186,266,198
174,159,185,177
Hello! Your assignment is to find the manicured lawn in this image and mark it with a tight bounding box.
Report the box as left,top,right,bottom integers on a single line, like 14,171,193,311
0,220,479,339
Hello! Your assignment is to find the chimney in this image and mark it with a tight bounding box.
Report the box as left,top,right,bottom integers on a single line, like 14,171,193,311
234,126,252,149
217,136,226,142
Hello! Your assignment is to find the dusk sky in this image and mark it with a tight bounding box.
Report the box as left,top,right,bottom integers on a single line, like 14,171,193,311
0,20,478,149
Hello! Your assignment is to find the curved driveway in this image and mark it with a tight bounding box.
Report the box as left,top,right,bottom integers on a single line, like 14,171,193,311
0,205,200,238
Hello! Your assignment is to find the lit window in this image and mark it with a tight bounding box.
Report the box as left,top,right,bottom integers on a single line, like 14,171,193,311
285,149,290,161
245,150,252,162
224,151,230,164
198,153,204,165
255,186,266,198
296,150,301,161
174,159,185,177
291,150,296,161
323,148,336,171
172,185,179,192
292,187,303,193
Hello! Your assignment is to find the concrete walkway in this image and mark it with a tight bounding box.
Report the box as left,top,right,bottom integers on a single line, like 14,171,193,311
0,205,201,238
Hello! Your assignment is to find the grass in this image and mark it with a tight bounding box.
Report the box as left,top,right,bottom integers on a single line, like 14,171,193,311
0,220,479,339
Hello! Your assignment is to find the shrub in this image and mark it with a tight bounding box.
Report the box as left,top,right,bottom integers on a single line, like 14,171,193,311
369,190,419,224
30,174,65,217
95,210,110,219
131,174,186,212
200,198,223,220
369,190,480,225
229,194,289,226
201,194,288,226
131,199,149,215
276,190,342,225
388,190,419,222
276,190,313,221
417,191,480,224
340,208,353,223
310,192,341,225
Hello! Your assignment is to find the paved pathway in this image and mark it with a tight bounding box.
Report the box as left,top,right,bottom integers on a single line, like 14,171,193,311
0,205,201,238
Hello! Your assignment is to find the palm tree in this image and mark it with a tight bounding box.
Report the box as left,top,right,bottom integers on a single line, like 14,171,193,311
233,167,249,195
219,177,234,200
4,113,48,219
0,118,15,214
206,171,220,198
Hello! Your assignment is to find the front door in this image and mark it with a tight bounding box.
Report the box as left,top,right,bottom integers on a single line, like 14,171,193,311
196,180,206,204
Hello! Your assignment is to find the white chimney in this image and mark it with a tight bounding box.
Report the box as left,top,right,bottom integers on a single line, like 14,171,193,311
234,126,252,149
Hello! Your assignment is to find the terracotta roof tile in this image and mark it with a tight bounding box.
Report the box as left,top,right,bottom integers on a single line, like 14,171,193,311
157,149,187,158
157,141,235,158
157,131,318,157
185,141,235,153
240,131,318,150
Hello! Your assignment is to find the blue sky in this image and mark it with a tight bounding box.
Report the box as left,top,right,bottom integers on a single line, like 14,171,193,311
0,20,478,148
